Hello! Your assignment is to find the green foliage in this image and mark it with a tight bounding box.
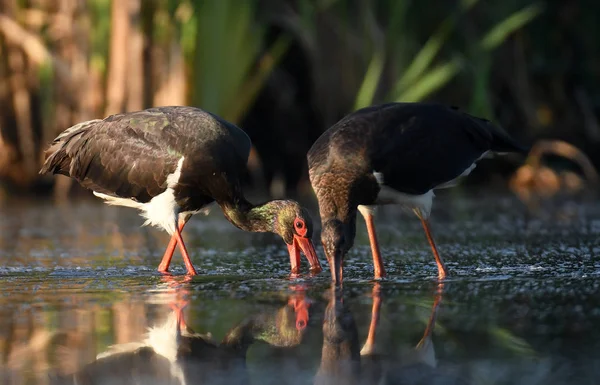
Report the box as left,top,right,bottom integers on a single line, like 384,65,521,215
395,57,463,103
392,0,477,96
489,326,537,357
354,49,385,110
480,3,544,51
191,0,285,123
226,35,292,124
468,3,545,118
175,1,197,62
353,0,543,112
354,0,478,109
88,0,111,75
38,61,54,125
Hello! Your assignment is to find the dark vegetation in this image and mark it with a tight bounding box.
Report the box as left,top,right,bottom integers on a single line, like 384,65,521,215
0,0,598,198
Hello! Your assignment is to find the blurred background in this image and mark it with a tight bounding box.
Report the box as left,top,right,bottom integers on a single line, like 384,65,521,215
0,0,598,200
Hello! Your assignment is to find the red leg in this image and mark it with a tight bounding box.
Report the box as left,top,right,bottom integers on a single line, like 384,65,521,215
362,211,386,279
173,223,197,276
415,212,448,280
170,302,189,332
157,219,187,273
417,283,444,349
361,283,382,355
162,274,192,331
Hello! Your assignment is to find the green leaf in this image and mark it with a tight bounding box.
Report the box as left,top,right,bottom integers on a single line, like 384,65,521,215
390,0,479,98
395,57,462,103
354,49,385,110
227,35,292,124
192,0,270,122
468,57,493,118
177,1,197,60
460,0,480,10
480,3,544,51
395,20,453,92
489,326,537,357
385,0,412,50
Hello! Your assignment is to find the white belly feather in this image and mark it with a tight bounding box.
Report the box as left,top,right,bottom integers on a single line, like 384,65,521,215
360,152,489,219
359,189,435,218
96,311,186,384
93,157,188,235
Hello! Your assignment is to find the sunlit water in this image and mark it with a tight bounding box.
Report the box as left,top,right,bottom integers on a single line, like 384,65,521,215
1,192,600,384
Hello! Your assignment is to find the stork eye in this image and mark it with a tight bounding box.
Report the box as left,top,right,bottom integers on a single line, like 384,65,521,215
294,218,308,237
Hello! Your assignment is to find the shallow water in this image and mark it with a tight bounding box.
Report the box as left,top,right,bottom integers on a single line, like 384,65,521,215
1,193,600,384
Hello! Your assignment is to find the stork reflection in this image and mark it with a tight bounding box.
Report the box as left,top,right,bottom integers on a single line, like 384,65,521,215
51,276,311,385
47,279,469,385
314,285,361,385
314,282,461,385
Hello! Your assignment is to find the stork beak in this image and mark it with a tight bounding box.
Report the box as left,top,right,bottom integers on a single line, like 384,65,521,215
288,235,323,275
324,248,343,285
288,294,310,331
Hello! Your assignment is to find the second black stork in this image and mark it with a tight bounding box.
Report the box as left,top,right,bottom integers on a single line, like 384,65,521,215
40,106,322,276
308,102,528,283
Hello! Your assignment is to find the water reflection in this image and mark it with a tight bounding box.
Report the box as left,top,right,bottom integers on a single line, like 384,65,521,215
373,284,468,385
3,199,600,384
4,275,600,384
48,276,309,385
314,285,360,385
2,274,458,385
314,283,458,385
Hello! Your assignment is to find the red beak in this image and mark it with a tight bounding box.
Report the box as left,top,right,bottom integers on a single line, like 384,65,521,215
287,235,323,275
288,292,311,331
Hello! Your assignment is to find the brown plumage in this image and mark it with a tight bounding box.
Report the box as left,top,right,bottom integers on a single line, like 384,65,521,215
308,102,528,283
41,106,322,276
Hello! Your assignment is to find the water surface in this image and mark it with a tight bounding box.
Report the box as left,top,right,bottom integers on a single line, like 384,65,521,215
1,193,600,384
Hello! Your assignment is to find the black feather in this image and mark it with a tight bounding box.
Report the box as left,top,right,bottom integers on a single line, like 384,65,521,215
308,102,528,196
40,106,252,206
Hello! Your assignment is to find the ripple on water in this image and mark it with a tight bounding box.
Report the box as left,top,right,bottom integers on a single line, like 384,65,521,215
2,197,600,384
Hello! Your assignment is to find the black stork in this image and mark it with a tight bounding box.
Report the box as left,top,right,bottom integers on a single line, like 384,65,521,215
40,106,322,276
307,102,528,283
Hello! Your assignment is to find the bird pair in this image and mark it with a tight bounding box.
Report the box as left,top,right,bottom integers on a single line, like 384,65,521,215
40,103,527,283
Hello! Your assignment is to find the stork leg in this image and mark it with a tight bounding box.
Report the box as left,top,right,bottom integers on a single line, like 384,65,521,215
358,206,386,279
414,209,448,280
173,224,197,276
417,283,444,351
170,302,189,332
158,216,197,276
361,283,382,356
157,219,187,273
162,274,192,331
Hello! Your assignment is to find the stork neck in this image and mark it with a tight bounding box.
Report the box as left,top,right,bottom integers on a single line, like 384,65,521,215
319,199,358,234
220,313,277,351
219,199,278,233
220,319,256,353
221,310,300,351
316,187,358,225
321,209,358,248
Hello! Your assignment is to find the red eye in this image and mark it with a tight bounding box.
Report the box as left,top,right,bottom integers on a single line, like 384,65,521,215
294,218,307,236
